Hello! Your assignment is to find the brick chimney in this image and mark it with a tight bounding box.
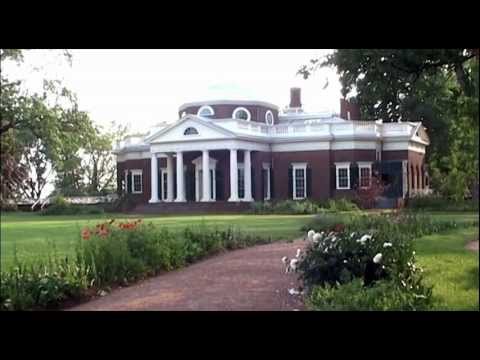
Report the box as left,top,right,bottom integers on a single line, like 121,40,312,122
340,98,361,120
289,87,302,108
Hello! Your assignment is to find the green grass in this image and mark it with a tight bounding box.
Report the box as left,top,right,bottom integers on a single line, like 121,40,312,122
0,212,311,271
416,226,479,310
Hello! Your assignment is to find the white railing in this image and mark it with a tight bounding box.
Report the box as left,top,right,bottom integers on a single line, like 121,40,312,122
230,119,412,138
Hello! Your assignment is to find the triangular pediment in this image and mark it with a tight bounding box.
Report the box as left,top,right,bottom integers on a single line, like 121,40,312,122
146,116,236,144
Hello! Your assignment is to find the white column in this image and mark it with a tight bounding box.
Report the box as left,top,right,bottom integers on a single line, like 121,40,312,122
228,149,239,202
175,151,186,202
149,154,159,203
244,150,253,201
201,150,211,201
166,154,174,202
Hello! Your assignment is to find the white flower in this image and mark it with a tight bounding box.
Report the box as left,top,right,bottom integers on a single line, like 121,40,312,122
357,234,372,245
412,251,416,256
383,242,392,248
281,256,289,264
331,236,337,242
343,260,348,263
295,248,301,258
350,232,356,238
373,253,383,264
401,280,407,287
312,233,322,243
307,230,315,241
289,258,299,271
288,288,301,296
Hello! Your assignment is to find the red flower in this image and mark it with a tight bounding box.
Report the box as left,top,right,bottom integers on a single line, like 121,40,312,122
81,228,91,240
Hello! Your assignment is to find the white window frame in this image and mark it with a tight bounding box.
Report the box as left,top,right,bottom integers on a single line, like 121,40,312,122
262,163,271,200
292,162,307,200
184,127,199,136
232,107,251,122
358,161,373,189
265,110,274,126
335,162,350,190
131,169,143,194
197,105,215,117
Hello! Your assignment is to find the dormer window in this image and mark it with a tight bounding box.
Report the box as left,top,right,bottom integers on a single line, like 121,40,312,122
233,107,251,121
197,105,215,117
265,110,274,126
184,127,199,135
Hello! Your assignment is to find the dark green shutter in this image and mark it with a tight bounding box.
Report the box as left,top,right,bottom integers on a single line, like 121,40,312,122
127,171,131,194
216,169,223,200
251,167,255,199
330,165,336,192
350,163,359,190
306,166,312,198
288,166,293,199
173,172,177,199
158,170,162,200
270,168,274,200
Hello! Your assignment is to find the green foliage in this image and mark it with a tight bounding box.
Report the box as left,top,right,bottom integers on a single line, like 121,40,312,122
408,195,479,212
325,198,360,212
308,279,432,311
40,196,104,215
251,198,359,215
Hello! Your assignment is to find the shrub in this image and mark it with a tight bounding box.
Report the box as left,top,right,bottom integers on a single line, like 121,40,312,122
325,198,360,212
308,279,432,311
251,199,323,215
408,195,479,212
291,212,458,310
41,198,104,215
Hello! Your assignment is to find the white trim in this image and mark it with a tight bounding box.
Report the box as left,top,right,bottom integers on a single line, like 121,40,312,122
335,162,350,190
232,107,251,122
192,156,217,202
197,105,215,117
331,141,377,150
265,110,274,126
131,169,143,194
383,141,426,154
292,162,307,200
358,162,373,189
272,141,330,152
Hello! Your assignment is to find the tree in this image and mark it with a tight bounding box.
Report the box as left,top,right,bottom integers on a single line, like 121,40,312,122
1,49,96,205
82,122,127,195
299,49,479,200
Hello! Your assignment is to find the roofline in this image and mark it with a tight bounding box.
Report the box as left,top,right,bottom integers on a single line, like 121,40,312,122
178,100,280,112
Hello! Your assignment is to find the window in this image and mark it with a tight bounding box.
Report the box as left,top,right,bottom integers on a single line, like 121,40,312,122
238,167,245,199
265,110,274,126
335,162,350,190
184,127,199,135
292,163,307,199
358,162,372,188
197,105,214,117
263,163,271,200
161,170,168,200
232,107,251,121
131,170,143,194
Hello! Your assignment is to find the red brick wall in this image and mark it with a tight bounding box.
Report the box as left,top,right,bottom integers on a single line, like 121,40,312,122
271,151,331,201
117,158,151,205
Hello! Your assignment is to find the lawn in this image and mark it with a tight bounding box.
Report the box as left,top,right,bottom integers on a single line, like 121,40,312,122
0,212,311,271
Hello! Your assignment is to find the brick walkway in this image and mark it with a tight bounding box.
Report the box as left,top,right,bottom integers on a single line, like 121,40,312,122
66,239,307,311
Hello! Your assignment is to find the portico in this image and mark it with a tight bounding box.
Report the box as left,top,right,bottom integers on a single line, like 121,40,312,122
148,148,255,203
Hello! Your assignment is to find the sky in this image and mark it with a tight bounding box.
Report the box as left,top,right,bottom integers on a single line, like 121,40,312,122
3,49,343,134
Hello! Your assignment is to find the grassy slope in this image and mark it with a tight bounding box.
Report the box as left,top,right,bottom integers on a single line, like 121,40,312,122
416,226,479,310
0,212,311,271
